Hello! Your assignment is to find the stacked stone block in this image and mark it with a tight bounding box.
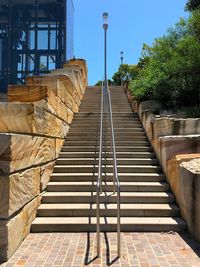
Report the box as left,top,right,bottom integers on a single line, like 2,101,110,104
0,59,87,262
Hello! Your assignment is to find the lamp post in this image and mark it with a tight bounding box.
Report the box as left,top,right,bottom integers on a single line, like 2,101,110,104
120,51,124,86
103,12,108,88
120,51,124,65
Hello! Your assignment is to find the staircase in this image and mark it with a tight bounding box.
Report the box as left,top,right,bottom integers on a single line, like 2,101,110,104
31,86,186,232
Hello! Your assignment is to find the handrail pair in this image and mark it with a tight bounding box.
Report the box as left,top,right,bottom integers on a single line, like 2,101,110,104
96,81,121,258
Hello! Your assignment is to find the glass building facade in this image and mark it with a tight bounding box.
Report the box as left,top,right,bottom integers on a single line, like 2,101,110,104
0,0,74,91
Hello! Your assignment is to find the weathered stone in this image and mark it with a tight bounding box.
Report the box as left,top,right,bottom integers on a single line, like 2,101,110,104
0,196,41,262
49,71,81,112
0,103,69,138
58,74,82,106
167,155,200,242
8,85,73,124
0,133,59,174
8,85,48,102
66,58,88,87
167,154,200,197
0,167,41,218
26,75,80,112
0,59,88,262
156,135,200,174
40,162,55,191
62,66,85,95
56,139,64,157
152,117,200,139
138,100,162,121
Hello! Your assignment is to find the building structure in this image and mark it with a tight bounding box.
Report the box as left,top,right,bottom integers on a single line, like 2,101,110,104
0,0,74,91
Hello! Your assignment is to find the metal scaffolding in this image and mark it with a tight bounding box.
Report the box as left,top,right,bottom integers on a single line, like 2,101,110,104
0,0,74,91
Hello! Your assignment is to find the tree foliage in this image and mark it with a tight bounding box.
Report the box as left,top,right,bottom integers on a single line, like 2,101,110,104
95,79,114,86
129,11,200,108
185,0,200,11
112,64,140,85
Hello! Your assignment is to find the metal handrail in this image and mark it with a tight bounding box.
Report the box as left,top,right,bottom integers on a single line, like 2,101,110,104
96,81,104,256
106,83,121,258
96,80,121,258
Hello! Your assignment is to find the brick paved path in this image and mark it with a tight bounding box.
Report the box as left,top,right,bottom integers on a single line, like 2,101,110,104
1,232,200,267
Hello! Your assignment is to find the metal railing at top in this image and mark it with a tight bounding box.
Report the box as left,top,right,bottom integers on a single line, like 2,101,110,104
96,80,121,258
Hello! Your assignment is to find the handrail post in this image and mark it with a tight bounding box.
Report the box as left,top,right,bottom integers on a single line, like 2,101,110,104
117,187,121,258
97,185,100,257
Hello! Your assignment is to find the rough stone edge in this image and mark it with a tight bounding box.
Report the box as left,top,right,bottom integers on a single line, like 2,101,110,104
0,195,42,262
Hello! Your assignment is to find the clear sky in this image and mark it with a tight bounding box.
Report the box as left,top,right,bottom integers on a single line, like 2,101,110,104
73,0,188,85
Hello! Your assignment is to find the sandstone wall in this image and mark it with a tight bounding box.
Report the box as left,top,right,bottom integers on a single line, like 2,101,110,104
126,86,200,242
0,59,87,262
167,155,200,242
126,91,200,175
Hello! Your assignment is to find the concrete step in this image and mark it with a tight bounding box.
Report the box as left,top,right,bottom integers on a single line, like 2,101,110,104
31,217,186,232
80,107,131,109
58,152,156,159
55,158,159,166
53,165,161,173
72,119,141,123
71,123,142,127
66,134,147,140
32,87,185,235
69,128,145,133
65,133,146,139
41,192,174,204
47,181,169,192
75,112,136,117
63,141,149,146
50,173,166,182
79,109,133,112
37,203,180,217
61,146,153,152
79,105,131,108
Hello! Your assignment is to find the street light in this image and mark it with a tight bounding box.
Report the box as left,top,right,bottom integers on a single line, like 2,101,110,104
120,51,124,65
120,51,124,86
103,12,108,87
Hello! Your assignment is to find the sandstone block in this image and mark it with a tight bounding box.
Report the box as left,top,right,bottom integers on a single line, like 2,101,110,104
27,75,80,112
157,135,200,174
62,65,85,95
0,167,41,219
167,155,200,242
152,117,200,139
8,85,73,124
0,196,41,262
138,100,162,121
40,162,55,191
0,103,69,138
67,58,88,87
0,133,58,174
49,70,81,111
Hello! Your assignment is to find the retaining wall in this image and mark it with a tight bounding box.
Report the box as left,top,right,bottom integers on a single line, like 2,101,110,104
126,86,200,242
0,59,87,262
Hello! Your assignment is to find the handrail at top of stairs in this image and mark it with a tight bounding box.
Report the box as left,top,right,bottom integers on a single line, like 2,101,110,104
96,81,121,258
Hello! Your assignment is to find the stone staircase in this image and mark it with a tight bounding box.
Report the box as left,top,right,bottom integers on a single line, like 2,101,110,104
31,86,186,232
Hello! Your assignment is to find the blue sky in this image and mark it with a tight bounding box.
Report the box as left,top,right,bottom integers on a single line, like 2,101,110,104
73,0,188,85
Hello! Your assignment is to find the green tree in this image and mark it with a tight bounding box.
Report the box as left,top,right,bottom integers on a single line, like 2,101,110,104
129,13,200,108
95,79,114,86
112,64,140,85
185,0,200,11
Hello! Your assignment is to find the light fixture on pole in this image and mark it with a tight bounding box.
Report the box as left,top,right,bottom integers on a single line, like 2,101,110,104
120,51,124,65
103,12,108,87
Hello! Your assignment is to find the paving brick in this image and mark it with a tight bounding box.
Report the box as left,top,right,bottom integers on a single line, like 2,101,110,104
0,232,200,267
